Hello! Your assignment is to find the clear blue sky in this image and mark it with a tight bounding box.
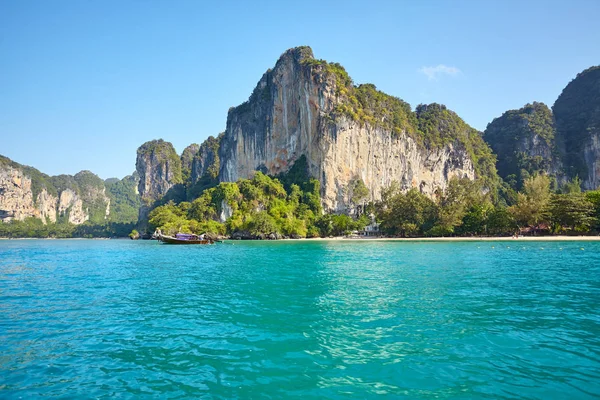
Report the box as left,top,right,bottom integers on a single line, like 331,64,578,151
1,0,599,179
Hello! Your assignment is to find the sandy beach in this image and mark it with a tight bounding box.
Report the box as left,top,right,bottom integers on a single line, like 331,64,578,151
303,236,600,242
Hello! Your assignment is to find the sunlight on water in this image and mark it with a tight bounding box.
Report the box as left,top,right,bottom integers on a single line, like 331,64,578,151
1,239,599,398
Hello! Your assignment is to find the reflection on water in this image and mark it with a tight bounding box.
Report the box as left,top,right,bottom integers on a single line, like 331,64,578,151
0,239,599,398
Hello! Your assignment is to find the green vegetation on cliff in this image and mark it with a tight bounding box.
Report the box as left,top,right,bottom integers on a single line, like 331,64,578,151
484,102,558,189
1,154,140,236
137,139,183,185
416,104,498,185
298,49,498,183
553,66,600,179
74,170,109,224
149,167,367,238
105,173,140,223
0,155,58,200
186,135,222,199
180,143,200,183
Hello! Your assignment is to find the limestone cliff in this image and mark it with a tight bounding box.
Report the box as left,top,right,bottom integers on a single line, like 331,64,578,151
484,102,563,189
218,46,495,211
73,171,111,224
0,157,59,224
36,189,58,224
191,135,221,184
136,140,182,201
181,143,200,183
135,139,182,224
1,155,133,226
553,66,600,190
0,162,37,222
57,189,87,224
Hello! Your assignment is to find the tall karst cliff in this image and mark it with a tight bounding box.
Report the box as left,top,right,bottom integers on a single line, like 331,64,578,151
553,66,600,190
188,134,221,198
484,102,563,189
485,65,600,191
218,46,496,211
135,139,183,224
0,155,121,225
180,143,200,184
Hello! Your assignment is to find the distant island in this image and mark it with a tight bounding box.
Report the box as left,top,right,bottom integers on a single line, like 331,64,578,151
1,47,599,239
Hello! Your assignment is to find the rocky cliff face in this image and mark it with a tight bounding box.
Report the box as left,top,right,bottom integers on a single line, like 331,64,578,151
136,139,183,224
36,189,58,224
0,158,62,224
136,140,182,201
57,189,88,224
181,143,200,183
484,102,563,189
583,133,600,190
1,155,132,226
73,171,111,223
218,47,492,211
0,163,37,222
191,135,221,184
553,66,600,190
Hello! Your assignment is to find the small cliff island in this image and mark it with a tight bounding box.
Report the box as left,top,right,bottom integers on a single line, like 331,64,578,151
1,48,599,238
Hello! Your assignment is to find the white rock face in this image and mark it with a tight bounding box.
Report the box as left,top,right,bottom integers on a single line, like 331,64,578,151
58,189,88,225
36,189,58,224
219,47,476,211
0,165,36,222
0,165,59,224
316,118,474,210
219,199,233,222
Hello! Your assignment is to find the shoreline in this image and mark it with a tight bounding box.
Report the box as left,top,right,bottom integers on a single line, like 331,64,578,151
2,235,600,242
301,236,600,242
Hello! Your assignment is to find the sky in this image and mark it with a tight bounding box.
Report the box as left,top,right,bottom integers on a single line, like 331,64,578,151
1,0,599,180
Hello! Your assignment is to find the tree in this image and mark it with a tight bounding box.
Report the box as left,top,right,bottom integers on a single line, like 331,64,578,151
350,178,369,208
548,193,596,233
508,175,551,229
486,207,516,235
432,178,486,235
585,190,600,231
457,203,494,236
562,177,582,194
378,188,437,237
246,211,279,236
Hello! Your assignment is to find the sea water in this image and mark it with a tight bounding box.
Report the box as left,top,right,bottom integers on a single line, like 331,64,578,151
1,239,599,399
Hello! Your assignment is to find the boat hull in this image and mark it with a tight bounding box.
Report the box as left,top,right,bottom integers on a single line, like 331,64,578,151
158,236,213,245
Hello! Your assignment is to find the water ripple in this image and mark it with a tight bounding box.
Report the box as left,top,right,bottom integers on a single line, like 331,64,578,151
0,239,599,398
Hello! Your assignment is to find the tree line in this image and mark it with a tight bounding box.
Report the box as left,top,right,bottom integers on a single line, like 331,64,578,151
376,175,600,237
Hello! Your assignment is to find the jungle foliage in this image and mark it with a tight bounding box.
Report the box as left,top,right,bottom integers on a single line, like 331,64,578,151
375,175,599,237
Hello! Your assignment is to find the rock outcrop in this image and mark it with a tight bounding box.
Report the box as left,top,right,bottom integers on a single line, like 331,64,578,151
73,171,111,223
57,189,88,224
1,155,136,226
191,135,221,184
0,162,37,222
181,143,200,183
553,66,600,190
485,65,600,191
484,102,563,189
135,139,182,224
36,189,58,224
218,46,494,211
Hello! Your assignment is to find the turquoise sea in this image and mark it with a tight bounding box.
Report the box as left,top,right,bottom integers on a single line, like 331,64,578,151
1,239,599,399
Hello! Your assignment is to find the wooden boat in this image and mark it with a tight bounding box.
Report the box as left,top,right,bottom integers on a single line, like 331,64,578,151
157,232,214,245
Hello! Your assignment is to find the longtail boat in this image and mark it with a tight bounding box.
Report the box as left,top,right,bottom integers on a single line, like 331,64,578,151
157,232,214,245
